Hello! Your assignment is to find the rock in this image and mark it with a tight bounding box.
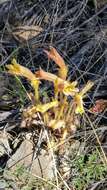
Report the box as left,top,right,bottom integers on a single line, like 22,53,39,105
0,131,11,157
0,111,12,122
7,137,55,180
31,149,55,180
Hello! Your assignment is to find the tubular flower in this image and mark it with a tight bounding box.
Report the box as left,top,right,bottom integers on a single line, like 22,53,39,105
36,100,58,113
36,68,65,89
7,58,36,81
36,68,79,96
6,58,40,101
44,47,68,80
74,81,94,114
36,68,59,82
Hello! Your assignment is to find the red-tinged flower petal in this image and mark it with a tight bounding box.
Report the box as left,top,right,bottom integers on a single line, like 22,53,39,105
44,47,68,80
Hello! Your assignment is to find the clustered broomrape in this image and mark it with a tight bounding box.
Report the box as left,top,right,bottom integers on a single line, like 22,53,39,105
6,47,94,141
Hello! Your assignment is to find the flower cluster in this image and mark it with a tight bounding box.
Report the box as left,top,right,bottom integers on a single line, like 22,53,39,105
6,47,94,141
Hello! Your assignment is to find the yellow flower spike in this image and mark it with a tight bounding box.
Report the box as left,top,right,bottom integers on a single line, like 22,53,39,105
36,100,58,113
23,100,58,118
6,58,40,102
44,47,68,80
7,58,36,81
74,81,94,115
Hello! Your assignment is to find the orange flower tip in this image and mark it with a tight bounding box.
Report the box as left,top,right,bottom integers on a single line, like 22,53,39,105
35,68,47,79
44,48,56,61
35,69,57,82
44,48,58,63
44,46,66,68
35,70,42,78
35,68,45,76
